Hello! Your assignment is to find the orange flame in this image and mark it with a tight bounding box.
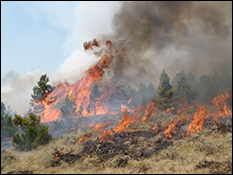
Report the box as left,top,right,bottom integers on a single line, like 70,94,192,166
212,88,232,116
31,40,114,123
141,102,156,123
152,124,158,132
4,137,13,141
186,106,209,135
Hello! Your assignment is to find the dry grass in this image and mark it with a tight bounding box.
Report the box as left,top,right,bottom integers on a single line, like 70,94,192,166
1,125,232,174
1,111,232,174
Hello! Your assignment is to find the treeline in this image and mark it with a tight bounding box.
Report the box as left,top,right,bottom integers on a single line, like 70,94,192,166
124,65,232,110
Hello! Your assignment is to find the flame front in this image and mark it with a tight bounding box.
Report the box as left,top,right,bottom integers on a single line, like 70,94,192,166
27,37,231,145
211,88,232,116
31,40,114,123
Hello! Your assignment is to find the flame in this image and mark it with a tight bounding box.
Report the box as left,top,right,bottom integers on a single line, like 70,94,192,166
78,133,93,143
165,107,175,113
152,124,158,132
212,88,232,116
77,88,232,143
186,106,209,135
55,152,64,159
121,104,130,112
141,102,156,123
4,137,13,141
163,115,186,138
176,102,200,115
106,40,112,47
31,40,114,123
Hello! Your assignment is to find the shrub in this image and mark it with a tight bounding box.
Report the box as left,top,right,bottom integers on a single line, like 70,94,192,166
1,113,17,141
12,113,52,151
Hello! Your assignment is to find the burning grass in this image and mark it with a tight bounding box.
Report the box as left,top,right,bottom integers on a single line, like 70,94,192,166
1,89,232,174
1,97,232,172
1,119,232,174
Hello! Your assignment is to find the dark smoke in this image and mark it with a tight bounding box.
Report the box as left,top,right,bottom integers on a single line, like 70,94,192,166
99,1,232,87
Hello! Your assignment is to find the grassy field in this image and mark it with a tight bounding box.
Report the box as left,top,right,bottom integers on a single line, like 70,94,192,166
1,111,232,174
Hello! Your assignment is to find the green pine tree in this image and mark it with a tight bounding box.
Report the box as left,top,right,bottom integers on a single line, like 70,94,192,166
31,74,53,103
138,83,148,106
153,70,174,111
171,70,186,86
126,85,140,108
110,79,130,111
138,82,157,106
12,113,52,151
60,94,77,119
1,112,17,141
172,74,198,106
1,101,6,115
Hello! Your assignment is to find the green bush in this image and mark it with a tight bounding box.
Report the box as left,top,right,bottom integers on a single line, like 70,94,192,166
1,113,17,141
12,113,52,151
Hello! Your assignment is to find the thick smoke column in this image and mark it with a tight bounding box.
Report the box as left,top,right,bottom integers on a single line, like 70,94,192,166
100,1,232,87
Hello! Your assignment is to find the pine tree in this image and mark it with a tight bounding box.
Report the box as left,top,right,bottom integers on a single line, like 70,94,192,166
195,65,232,104
1,113,17,141
60,94,77,119
186,72,198,91
138,83,148,106
89,82,101,116
197,74,214,103
172,75,198,105
139,82,157,106
154,70,174,111
1,101,6,115
12,113,52,151
31,74,53,103
126,85,140,108
171,70,186,85
147,82,157,99
110,79,130,111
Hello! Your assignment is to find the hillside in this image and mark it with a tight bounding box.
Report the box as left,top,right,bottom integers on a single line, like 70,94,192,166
1,111,232,174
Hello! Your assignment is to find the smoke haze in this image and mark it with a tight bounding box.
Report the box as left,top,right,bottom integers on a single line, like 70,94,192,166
100,1,232,87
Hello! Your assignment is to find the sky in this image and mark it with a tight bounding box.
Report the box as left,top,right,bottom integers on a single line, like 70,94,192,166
1,1,120,113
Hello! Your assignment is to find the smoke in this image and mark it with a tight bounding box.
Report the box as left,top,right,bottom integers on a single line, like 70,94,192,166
98,1,232,87
1,69,44,114
1,1,232,114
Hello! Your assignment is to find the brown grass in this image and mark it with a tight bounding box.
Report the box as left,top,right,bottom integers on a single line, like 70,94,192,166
1,113,232,174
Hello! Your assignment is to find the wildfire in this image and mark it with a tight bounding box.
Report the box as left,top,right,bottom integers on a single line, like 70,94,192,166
26,35,232,146
31,39,114,123
212,88,232,116
141,102,156,123
4,137,13,141
176,102,200,115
